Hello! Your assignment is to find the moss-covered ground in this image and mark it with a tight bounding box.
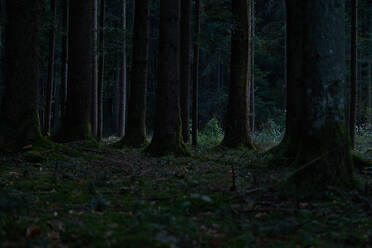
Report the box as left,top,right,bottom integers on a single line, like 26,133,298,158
0,137,371,247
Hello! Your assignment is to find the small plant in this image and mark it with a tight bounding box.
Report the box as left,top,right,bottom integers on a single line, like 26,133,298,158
254,119,284,149
355,124,372,153
199,118,224,144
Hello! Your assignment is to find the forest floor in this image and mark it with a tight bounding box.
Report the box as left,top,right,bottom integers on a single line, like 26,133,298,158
0,138,371,248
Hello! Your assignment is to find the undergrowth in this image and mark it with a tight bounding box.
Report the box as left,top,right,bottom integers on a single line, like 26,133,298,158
0,123,371,247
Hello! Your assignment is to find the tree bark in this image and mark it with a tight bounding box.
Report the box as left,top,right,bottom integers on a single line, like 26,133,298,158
192,0,200,146
180,0,192,143
118,0,127,137
146,0,188,156
269,0,303,161
291,0,353,192
91,0,98,137
60,0,69,121
97,0,105,140
44,0,57,135
250,0,255,136
120,0,149,147
369,63,371,124
349,0,358,149
221,0,253,148
57,0,95,141
0,0,42,150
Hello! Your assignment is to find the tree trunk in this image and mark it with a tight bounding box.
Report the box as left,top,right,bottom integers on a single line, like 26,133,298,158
192,0,200,146
146,0,188,156
180,0,192,143
44,0,57,135
369,63,371,124
118,0,127,137
57,0,95,141
91,0,98,137
60,0,69,121
221,0,253,148
250,0,255,136
270,0,303,161
0,0,42,150
349,0,358,149
292,0,353,192
120,0,149,147
97,0,105,140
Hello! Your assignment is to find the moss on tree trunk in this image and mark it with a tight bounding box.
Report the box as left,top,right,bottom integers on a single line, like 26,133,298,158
285,0,354,193
145,0,189,156
291,123,353,192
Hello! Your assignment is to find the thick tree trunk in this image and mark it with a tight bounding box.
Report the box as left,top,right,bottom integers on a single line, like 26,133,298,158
57,0,95,141
146,0,188,156
121,0,149,147
60,0,69,121
118,0,127,137
91,0,98,137
349,0,358,149
192,0,200,146
44,0,57,135
180,0,192,143
221,0,253,148
292,0,353,192
0,0,41,150
97,0,105,140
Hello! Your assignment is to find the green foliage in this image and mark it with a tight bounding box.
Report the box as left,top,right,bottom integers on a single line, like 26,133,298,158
254,119,284,148
199,118,224,145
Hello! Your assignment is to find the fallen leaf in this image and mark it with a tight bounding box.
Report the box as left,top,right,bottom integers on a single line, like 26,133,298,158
47,231,60,240
26,226,42,239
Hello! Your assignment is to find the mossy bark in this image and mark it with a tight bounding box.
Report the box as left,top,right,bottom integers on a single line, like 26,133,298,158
120,0,149,148
288,0,354,193
145,131,189,156
0,0,42,151
146,0,189,156
292,124,353,192
221,0,254,149
57,0,95,142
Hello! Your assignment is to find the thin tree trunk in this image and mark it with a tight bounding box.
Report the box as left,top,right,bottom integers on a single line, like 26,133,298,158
44,0,56,135
118,0,127,137
368,62,371,124
113,58,120,132
0,0,42,150
121,0,150,147
221,0,253,148
180,0,192,143
60,0,69,121
251,0,255,136
97,0,105,140
146,0,188,155
192,0,200,146
91,0,98,137
349,0,358,149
